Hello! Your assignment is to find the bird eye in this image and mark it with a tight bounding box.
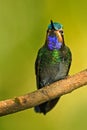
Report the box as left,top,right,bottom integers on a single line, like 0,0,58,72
47,29,51,33
47,29,49,33
59,30,64,35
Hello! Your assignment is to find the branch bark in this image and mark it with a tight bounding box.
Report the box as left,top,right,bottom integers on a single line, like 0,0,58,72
0,69,87,117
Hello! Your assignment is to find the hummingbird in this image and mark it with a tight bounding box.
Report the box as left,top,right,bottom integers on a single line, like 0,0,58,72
34,20,72,114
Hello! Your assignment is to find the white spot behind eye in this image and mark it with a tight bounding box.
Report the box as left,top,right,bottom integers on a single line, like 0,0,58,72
59,30,64,35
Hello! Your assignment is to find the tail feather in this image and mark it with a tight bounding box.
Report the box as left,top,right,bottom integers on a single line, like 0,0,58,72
34,97,60,115
34,106,41,113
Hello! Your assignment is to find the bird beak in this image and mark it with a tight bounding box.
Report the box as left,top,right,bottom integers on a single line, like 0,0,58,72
50,20,55,30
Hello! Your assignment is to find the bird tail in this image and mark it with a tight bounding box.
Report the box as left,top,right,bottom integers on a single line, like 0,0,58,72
34,97,60,115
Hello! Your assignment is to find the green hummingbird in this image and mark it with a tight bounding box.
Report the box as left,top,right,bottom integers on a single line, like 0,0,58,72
34,20,72,114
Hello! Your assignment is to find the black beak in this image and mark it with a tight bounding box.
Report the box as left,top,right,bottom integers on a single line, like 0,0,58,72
50,20,55,30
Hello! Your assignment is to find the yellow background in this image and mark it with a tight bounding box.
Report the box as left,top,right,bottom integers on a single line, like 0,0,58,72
0,0,87,130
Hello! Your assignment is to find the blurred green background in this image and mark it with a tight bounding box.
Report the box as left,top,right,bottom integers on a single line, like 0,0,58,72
0,0,87,130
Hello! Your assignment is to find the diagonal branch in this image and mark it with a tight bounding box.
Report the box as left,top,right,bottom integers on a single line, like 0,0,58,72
0,69,87,117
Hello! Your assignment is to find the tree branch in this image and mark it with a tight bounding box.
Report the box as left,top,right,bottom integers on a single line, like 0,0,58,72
0,69,87,117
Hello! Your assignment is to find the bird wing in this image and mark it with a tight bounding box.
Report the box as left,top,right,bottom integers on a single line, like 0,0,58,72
35,48,42,89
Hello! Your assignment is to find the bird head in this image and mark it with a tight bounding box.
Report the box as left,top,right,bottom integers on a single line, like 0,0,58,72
46,20,64,50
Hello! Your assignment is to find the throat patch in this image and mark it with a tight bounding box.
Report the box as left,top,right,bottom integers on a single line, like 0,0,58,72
48,36,62,50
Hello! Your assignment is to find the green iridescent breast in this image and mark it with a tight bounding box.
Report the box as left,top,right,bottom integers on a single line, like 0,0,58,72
38,47,61,66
